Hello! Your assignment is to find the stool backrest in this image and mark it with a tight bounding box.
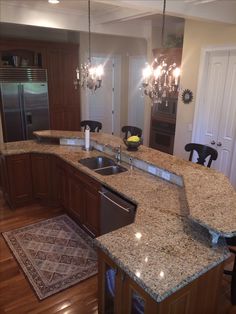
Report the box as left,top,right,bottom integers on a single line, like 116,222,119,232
185,143,218,168
80,120,102,132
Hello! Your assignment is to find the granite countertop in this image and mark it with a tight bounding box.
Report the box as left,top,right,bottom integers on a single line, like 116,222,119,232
0,130,234,302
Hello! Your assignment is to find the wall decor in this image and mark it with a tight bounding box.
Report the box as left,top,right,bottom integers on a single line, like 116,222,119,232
182,89,193,104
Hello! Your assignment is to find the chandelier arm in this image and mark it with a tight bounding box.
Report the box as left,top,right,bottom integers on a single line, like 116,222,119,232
88,0,91,62
161,0,166,48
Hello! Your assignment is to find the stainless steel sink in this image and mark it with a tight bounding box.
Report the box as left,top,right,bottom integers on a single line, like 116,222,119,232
79,156,116,170
79,156,127,176
95,165,127,176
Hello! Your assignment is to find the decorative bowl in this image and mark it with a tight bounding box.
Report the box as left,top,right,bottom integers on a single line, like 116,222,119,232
123,138,143,151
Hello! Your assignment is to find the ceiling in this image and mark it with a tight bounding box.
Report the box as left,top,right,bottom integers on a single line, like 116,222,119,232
0,0,236,38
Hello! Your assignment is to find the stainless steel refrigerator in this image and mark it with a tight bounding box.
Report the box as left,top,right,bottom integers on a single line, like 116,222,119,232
0,68,50,142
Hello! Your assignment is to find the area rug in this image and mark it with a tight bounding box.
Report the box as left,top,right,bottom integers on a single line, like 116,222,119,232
2,215,97,300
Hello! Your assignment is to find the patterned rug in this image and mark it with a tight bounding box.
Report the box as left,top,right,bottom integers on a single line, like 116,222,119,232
2,215,97,300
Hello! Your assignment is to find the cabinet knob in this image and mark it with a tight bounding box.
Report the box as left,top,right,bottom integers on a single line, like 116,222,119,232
217,142,222,147
211,140,215,145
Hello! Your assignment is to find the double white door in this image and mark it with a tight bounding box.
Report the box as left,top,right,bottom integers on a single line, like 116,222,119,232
193,49,236,187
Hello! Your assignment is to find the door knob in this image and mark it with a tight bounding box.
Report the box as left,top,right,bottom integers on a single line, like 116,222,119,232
211,140,215,145
217,142,222,147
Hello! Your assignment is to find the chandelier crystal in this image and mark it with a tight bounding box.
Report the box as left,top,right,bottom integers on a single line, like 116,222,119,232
141,0,181,104
75,0,104,91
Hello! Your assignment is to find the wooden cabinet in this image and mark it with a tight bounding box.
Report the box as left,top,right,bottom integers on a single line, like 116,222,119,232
0,151,100,236
83,186,100,237
149,48,182,155
31,153,51,201
67,171,84,222
98,249,224,314
55,158,68,209
54,159,101,237
43,43,80,131
4,154,32,208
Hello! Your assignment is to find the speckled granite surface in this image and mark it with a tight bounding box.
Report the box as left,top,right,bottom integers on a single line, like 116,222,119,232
0,130,233,302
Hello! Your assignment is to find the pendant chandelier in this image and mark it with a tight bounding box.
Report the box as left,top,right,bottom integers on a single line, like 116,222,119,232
75,0,104,91
141,0,180,104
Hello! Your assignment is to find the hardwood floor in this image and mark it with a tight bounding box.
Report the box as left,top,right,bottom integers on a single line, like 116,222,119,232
0,196,98,314
0,193,236,314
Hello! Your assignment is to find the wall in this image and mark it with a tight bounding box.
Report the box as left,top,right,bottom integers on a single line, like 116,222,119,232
174,19,236,158
79,32,147,135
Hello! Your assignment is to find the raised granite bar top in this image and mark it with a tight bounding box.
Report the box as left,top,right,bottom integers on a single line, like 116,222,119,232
0,130,233,302
34,130,236,237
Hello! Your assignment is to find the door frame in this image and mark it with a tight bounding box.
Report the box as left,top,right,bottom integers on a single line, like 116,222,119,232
127,55,146,127
192,45,236,188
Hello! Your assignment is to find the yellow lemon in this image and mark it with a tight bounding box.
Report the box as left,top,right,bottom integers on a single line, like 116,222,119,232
127,136,140,142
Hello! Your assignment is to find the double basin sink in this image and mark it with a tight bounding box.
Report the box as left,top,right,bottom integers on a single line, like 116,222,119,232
79,156,127,176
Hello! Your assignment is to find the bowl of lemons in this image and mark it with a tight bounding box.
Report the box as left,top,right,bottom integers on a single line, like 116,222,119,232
123,135,143,151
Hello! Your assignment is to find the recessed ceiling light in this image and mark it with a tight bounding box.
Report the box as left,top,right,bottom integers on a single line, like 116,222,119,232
48,0,60,4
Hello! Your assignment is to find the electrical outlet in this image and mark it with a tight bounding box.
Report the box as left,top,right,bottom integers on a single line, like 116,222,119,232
148,165,156,175
161,171,171,181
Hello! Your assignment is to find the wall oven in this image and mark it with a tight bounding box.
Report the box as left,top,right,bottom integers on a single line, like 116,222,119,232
149,120,176,154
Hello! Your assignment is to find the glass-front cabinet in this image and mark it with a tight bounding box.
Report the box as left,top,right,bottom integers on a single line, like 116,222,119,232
98,249,157,314
97,248,224,314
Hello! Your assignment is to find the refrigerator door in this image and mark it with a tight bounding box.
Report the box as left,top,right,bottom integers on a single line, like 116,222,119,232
0,83,26,142
22,83,50,139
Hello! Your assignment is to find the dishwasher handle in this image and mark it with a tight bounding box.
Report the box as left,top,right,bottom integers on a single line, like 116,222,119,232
99,191,131,213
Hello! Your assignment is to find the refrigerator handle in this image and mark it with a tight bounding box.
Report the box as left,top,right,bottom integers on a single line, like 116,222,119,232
18,84,27,140
26,112,32,125
20,84,28,140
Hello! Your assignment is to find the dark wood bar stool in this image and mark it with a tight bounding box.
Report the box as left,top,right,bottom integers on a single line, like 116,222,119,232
80,120,102,132
185,143,218,168
121,126,142,139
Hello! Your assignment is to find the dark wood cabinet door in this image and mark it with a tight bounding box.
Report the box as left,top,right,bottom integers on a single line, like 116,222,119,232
6,154,32,207
68,173,84,222
45,44,80,130
55,160,68,209
31,153,50,200
83,186,100,237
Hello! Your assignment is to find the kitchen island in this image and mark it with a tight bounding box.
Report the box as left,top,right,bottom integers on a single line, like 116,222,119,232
1,130,236,313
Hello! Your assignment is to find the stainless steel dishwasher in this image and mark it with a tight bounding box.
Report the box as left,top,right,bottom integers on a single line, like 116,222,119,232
99,187,136,235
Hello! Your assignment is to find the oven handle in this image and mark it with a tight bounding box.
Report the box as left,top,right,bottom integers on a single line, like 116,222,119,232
99,191,131,213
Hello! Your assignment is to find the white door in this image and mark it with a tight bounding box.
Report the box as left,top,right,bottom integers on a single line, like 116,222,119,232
128,56,146,131
193,49,236,187
88,56,120,135
216,52,236,177
195,51,228,148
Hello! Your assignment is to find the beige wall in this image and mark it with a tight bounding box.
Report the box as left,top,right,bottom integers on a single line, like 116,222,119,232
79,32,147,132
174,19,236,158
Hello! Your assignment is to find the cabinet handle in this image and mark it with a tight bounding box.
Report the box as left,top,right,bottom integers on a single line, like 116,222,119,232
211,140,215,145
217,142,222,147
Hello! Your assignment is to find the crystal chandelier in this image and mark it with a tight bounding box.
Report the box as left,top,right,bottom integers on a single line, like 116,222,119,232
141,0,181,104
75,0,104,91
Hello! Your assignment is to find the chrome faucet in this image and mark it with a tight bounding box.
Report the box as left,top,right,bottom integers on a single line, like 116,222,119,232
114,145,121,164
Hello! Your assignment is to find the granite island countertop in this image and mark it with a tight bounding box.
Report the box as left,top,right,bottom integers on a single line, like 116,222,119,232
0,130,234,303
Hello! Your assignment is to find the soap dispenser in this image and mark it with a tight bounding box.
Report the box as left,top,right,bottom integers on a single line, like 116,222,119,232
85,125,90,151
